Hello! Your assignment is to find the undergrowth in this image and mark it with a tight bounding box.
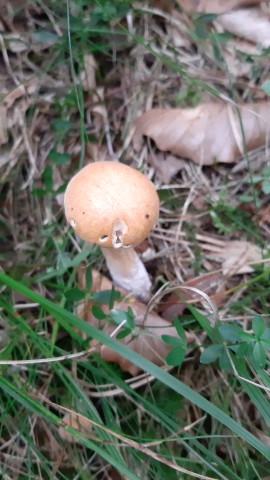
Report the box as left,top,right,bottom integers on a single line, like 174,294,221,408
0,1,270,479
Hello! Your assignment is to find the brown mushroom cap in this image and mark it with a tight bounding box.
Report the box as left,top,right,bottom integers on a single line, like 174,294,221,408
64,161,160,248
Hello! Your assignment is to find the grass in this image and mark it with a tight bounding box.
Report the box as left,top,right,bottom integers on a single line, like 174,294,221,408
1,0,270,479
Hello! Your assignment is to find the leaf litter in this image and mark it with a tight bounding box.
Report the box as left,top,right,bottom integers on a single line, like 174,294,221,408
133,102,270,165
180,0,263,14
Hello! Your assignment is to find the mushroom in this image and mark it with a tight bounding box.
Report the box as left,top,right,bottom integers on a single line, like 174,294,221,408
64,161,159,300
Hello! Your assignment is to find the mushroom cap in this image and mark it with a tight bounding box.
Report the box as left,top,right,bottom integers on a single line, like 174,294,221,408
64,161,160,248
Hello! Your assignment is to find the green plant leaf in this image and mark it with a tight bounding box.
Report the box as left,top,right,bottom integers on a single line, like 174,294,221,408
42,165,53,192
200,344,223,364
162,335,184,347
261,327,270,339
219,324,242,342
109,285,121,310
166,346,186,367
262,166,270,176
253,341,267,368
239,331,254,343
262,180,270,195
65,287,85,302
85,266,92,290
188,305,220,342
262,79,270,96
173,317,186,342
252,314,265,337
235,343,249,358
195,13,217,22
48,149,71,164
92,304,107,320
250,175,264,183
234,357,270,425
92,289,120,304
109,307,135,329
52,118,72,133
34,247,96,282
219,350,232,370
261,328,270,347
116,328,132,339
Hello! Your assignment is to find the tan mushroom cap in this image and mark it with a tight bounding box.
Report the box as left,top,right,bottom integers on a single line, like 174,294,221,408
64,161,160,248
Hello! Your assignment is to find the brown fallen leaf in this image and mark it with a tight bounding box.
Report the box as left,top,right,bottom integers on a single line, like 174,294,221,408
84,298,183,376
257,431,270,447
81,53,97,91
150,0,172,11
217,8,270,48
200,239,265,275
3,32,29,52
0,105,8,145
258,204,270,226
59,412,92,443
148,152,186,183
167,25,191,49
221,240,263,275
217,38,261,77
133,102,270,165
158,271,226,321
180,0,261,14
77,270,192,376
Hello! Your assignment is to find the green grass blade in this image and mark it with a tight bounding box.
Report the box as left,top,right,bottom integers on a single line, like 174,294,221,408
0,376,140,480
1,271,269,460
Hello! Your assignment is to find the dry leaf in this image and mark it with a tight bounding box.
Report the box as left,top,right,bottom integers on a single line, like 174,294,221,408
202,36,259,78
0,105,8,144
180,0,261,14
77,270,189,376
81,53,97,91
218,49,251,78
224,38,262,56
89,299,181,376
91,87,108,129
59,413,91,443
37,419,64,461
258,204,270,226
3,33,29,52
221,240,263,275
168,24,190,48
133,102,270,165
257,432,270,447
3,84,27,109
150,0,172,11
85,143,112,163
149,152,186,183
217,9,270,48
166,9,191,49
200,239,265,275
158,271,226,321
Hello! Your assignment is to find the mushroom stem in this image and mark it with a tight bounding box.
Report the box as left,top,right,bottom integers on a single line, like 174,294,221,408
101,247,152,301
